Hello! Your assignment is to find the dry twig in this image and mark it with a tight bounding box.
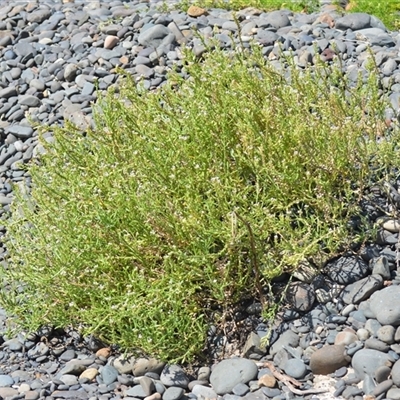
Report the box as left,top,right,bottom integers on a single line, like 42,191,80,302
258,361,329,396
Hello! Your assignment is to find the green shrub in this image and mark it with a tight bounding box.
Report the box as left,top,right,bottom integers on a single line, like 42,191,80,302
1,43,399,362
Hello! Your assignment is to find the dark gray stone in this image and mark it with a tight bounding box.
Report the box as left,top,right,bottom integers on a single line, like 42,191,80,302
335,13,371,31
27,8,52,23
232,383,249,396
59,349,76,362
6,125,33,139
371,379,393,397
57,363,86,377
375,365,391,383
371,256,391,279
325,256,368,285
51,390,88,399
125,385,147,398
138,25,173,48
19,95,41,107
262,387,281,398
242,332,266,358
365,338,390,352
270,330,299,356
340,275,383,305
265,10,291,29
285,282,315,312
0,87,18,99
255,30,279,46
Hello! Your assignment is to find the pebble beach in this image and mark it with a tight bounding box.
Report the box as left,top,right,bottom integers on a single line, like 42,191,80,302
1,1,400,400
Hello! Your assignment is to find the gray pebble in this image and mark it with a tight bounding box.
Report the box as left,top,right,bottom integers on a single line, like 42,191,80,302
163,386,184,400
0,375,14,387
283,358,307,379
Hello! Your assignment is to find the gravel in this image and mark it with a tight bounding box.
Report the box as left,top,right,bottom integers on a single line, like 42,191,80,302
0,0,400,399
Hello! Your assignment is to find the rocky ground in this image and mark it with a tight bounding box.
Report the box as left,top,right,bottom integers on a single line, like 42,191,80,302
1,0,400,399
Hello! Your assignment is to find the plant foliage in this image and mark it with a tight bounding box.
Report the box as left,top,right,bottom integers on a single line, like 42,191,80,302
1,43,399,362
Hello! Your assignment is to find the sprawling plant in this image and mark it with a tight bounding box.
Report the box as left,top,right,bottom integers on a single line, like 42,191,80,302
1,43,399,362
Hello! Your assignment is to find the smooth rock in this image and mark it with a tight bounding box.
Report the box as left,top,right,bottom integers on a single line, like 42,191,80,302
79,368,98,381
6,125,34,139
0,388,18,398
100,365,118,385
370,285,400,325
125,385,147,398
197,366,211,381
375,365,391,383
371,379,393,397
138,25,173,48
371,256,391,280
139,376,155,396
163,386,184,400
60,374,78,386
0,375,13,387
232,382,250,396
365,338,390,352
378,325,396,344
58,363,86,377
335,330,358,346
270,330,299,356
104,35,119,49
133,358,165,376
59,349,76,362
285,282,315,312
258,374,276,388
192,384,218,399
160,365,189,389
210,358,258,395
392,358,400,386
340,274,383,304
325,256,368,285
265,10,290,29
310,345,349,375
144,393,162,400
357,328,370,341
387,387,400,400
366,319,382,336
187,5,207,17
335,13,371,31
96,348,111,359
352,349,393,379
283,358,307,379
64,64,79,82
382,219,400,232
